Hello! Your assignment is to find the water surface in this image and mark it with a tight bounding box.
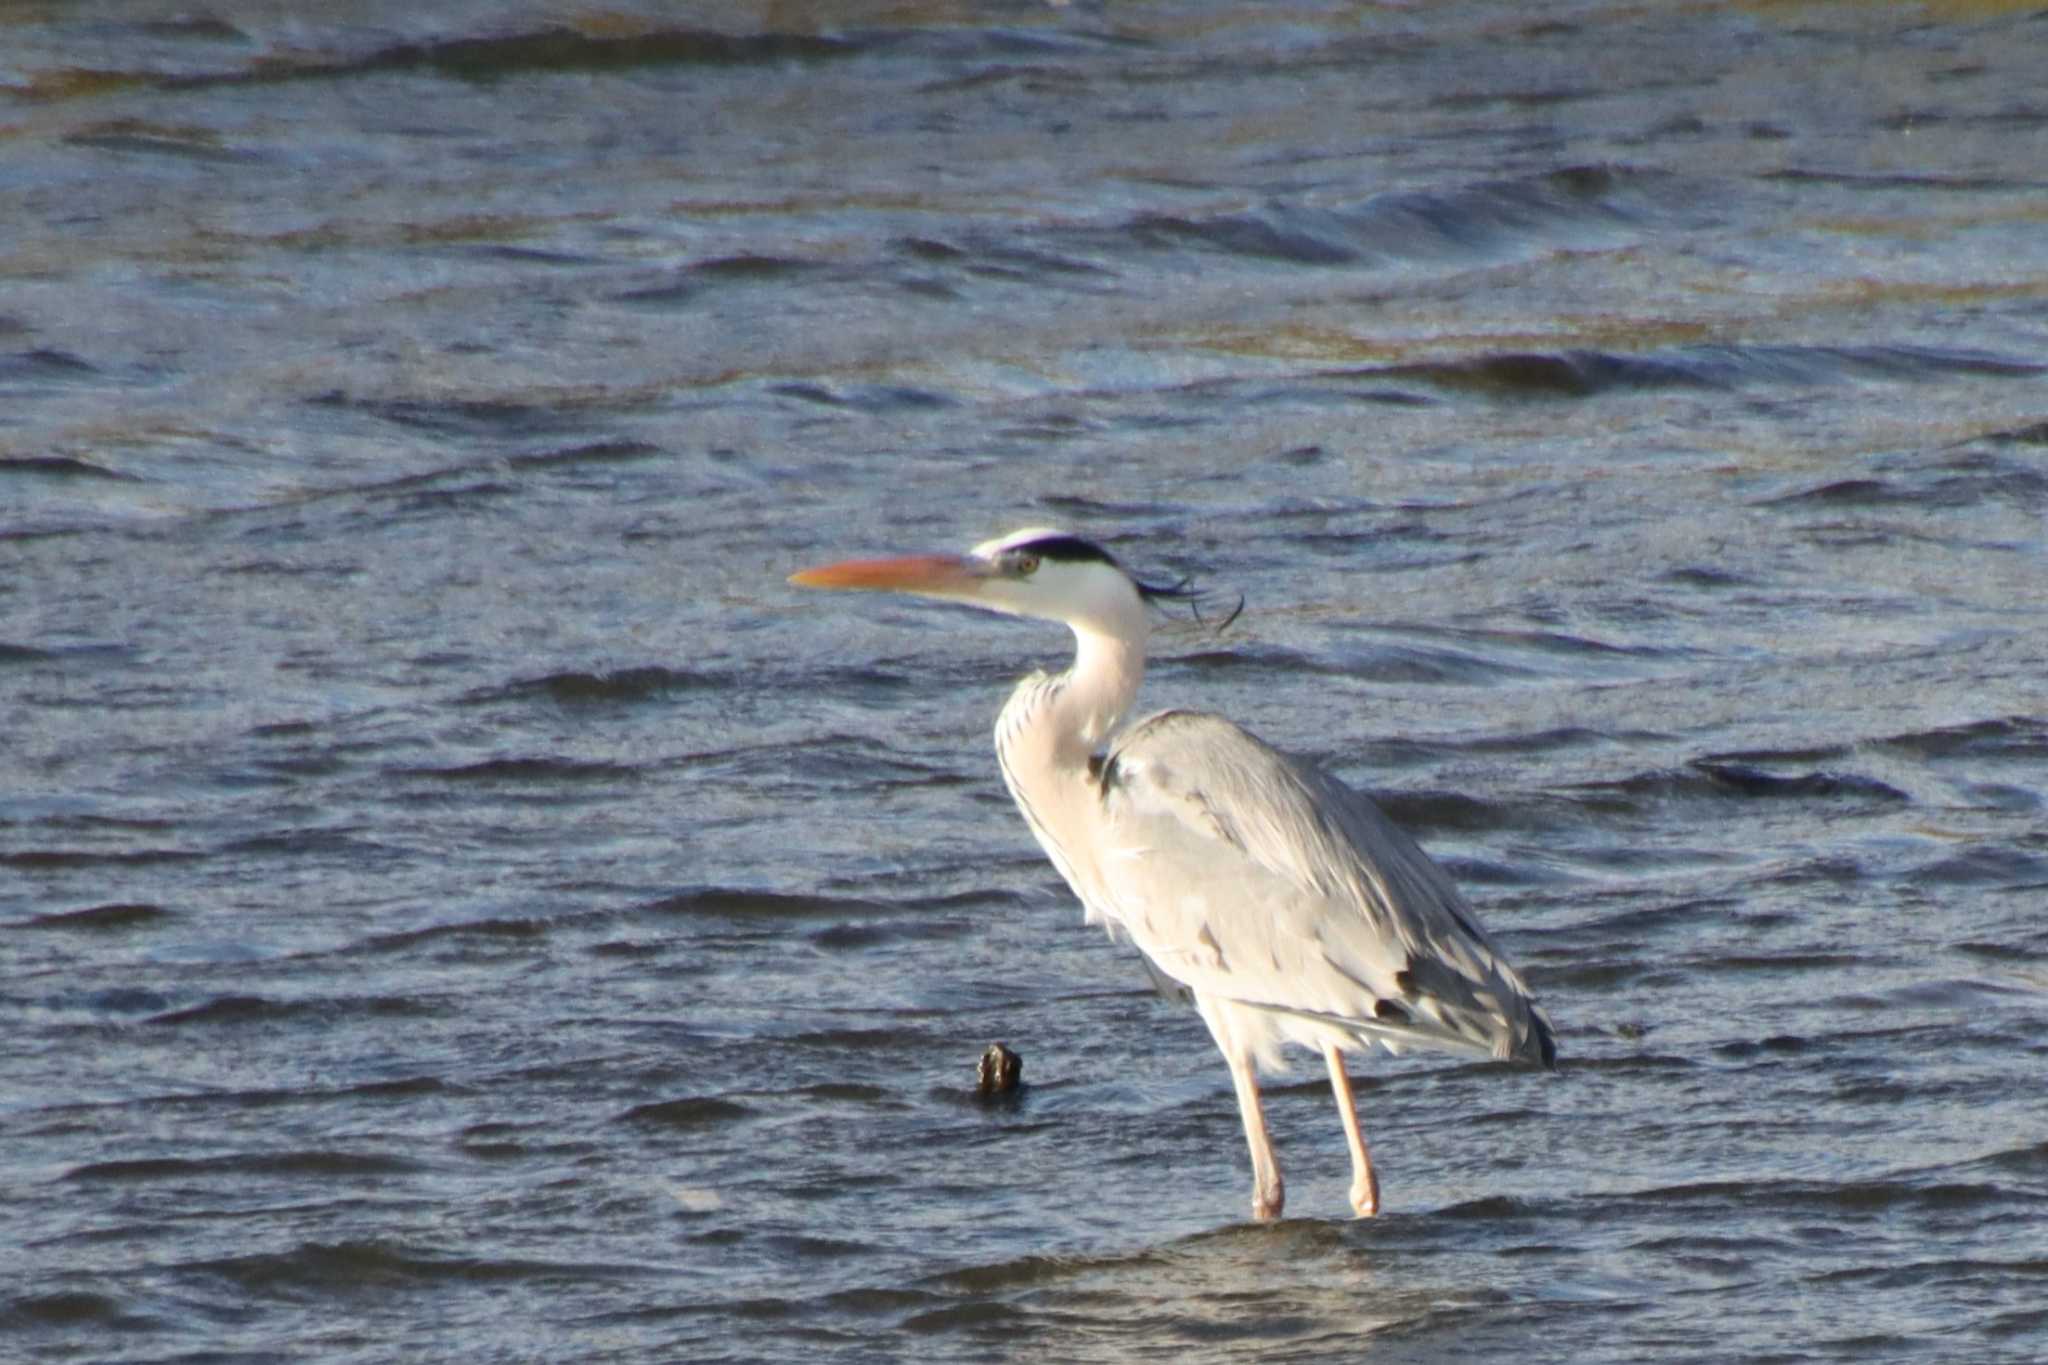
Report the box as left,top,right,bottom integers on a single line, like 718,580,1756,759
4,2,2047,1361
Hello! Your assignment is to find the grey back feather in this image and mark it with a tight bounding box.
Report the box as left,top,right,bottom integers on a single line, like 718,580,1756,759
1087,710,1554,1067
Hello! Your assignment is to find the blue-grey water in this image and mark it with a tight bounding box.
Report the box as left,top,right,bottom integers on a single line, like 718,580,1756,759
4,2,2047,1360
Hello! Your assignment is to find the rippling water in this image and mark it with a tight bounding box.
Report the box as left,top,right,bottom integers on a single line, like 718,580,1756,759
5,2,2047,1360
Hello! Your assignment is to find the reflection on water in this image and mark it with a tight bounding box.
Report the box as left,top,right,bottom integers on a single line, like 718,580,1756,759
4,1,2047,1361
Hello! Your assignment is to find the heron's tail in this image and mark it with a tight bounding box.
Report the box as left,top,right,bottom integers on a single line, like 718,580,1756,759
1521,1007,1558,1071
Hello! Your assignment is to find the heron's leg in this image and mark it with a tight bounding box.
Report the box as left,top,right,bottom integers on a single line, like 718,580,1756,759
1323,1042,1379,1218
1223,1049,1285,1221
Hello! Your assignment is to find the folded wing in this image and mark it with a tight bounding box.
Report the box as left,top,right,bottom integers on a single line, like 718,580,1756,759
1084,710,1554,1068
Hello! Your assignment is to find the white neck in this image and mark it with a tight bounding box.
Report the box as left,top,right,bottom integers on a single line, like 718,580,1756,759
992,617,1146,897
1058,622,1146,754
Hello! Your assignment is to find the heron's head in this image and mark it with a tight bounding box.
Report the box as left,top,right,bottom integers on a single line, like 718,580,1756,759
789,527,1197,636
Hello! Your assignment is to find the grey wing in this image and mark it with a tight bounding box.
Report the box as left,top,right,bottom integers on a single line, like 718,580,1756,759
1087,710,1555,1067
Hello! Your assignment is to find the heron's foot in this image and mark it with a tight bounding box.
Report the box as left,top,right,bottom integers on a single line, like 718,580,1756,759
1349,1165,1381,1219
1252,1174,1285,1222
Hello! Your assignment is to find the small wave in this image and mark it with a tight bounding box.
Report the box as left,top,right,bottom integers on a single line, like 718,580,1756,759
1344,641,1542,685
506,439,664,471
16,901,173,931
1983,419,2048,447
762,1234,875,1262
896,234,1114,289
1035,493,1191,521
1756,854,1868,886
783,1026,926,1050
1969,1139,2048,1178
467,665,719,706
365,916,554,952
65,1150,422,1183
1660,564,1752,589
1617,1175,2016,1217
222,828,406,858
1167,644,1326,675
305,390,592,439
1697,740,1852,766
1372,788,1515,834
63,118,256,162
1542,893,1757,941
350,1075,457,1100
1954,938,2048,964
1767,477,1902,507
384,755,638,783
1905,845,2048,888
616,1096,753,1128
0,1290,137,1329
1872,714,2047,763
1695,952,1873,976
1712,1034,1813,1060
769,381,955,412
795,1082,894,1103
1380,341,2042,400
646,886,883,920
821,1284,947,1317
1,847,202,870
146,994,292,1026
0,453,140,483
1433,1194,1544,1222
1689,762,1907,802
145,993,442,1026
0,349,105,384
1369,789,1580,845
1477,725,1670,756
349,27,863,80
667,880,1020,923
1763,458,2047,512
179,1239,642,1293
929,1245,1170,1295
810,917,971,951
1387,349,1714,398
1171,641,1529,686
118,27,868,97
614,254,825,307
1099,165,1664,273
30,20,1144,102
900,1299,1031,1334
1365,728,1672,777
1568,760,1908,810
1128,207,1363,265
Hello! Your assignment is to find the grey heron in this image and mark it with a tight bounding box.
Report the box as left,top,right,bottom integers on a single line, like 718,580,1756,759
790,527,1555,1221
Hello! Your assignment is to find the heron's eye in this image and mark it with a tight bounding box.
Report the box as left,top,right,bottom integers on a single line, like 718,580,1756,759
1013,553,1041,576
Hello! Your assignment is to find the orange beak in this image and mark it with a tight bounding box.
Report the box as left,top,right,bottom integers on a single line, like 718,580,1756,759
787,553,980,595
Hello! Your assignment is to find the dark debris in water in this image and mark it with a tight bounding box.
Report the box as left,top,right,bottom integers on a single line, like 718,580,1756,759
976,1042,1023,1097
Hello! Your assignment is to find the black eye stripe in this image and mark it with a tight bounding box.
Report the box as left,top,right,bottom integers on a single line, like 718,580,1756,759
1005,534,1118,567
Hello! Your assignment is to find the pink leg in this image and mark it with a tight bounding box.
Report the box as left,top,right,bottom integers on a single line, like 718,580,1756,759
1223,1048,1285,1221
1323,1042,1380,1217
